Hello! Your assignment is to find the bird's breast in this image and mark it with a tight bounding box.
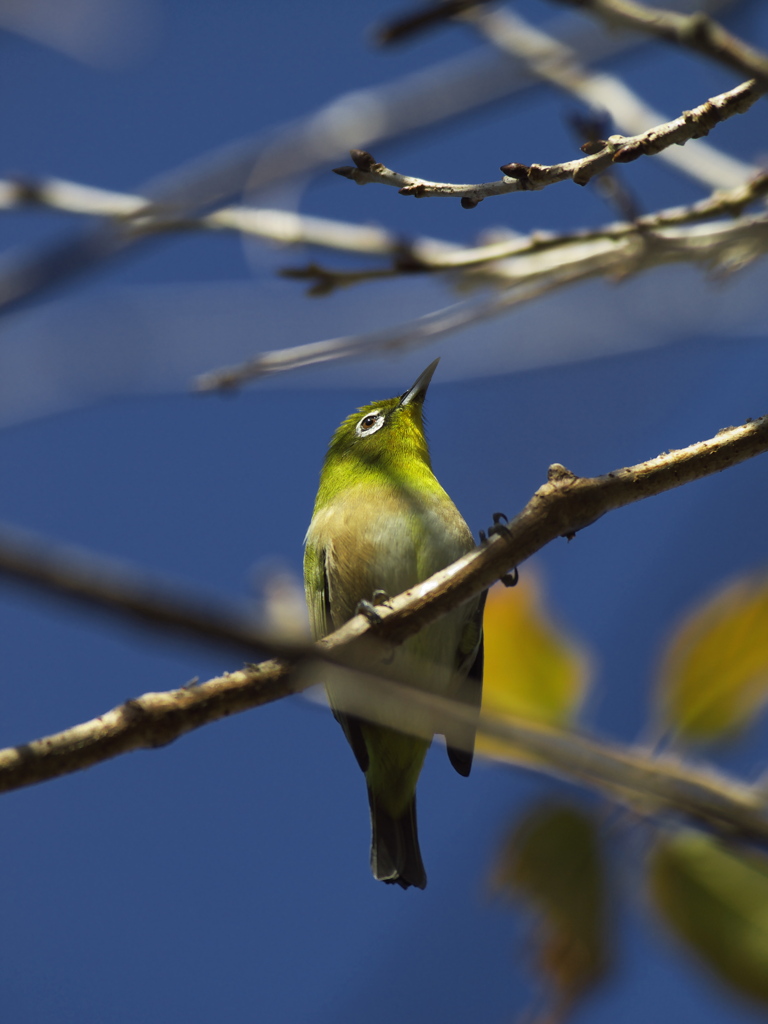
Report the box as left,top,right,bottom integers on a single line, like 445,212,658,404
307,482,473,628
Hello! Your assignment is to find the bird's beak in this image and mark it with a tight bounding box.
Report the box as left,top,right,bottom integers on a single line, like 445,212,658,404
398,358,440,407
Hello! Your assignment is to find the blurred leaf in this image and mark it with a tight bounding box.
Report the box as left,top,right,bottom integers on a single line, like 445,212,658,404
491,802,609,1023
651,830,768,1004
657,574,768,742
478,575,590,762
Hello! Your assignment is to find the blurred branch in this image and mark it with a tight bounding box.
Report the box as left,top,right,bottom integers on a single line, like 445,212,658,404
0,523,309,662
376,0,490,45
0,10,647,316
335,78,763,206
289,170,768,278
4,170,766,265
4,653,768,849
199,196,768,385
195,269,591,389
376,0,738,47
1,413,768,795
3,171,766,297
552,0,768,88
466,5,757,189
0,178,407,253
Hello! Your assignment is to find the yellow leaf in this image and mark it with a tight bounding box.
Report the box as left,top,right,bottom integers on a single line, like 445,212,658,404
651,830,768,1004
491,802,609,1019
477,574,589,761
657,574,768,742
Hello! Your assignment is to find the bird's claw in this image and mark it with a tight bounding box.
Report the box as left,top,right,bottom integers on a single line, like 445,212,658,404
482,513,518,584
487,511,511,539
500,568,519,588
356,598,382,624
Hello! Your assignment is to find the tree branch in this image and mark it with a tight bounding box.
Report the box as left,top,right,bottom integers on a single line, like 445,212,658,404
198,199,768,386
0,11,649,317
4,659,768,847
195,269,590,390
5,171,765,279
0,524,309,662
552,0,768,88
334,78,763,207
1,412,767,795
466,5,757,190
283,170,768,288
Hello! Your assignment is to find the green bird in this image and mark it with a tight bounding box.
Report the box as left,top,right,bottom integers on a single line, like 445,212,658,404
304,359,484,889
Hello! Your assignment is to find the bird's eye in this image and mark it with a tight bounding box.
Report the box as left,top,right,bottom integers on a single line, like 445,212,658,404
355,411,385,437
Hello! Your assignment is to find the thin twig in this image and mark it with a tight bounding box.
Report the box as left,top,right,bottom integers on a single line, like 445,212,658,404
3,172,767,288
0,523,308,662
334,79,763,207
198,204,768,385
376,0,491,45
3,659,768,846
0,11,647,316
0,179,403,255
466,5,757,190
1,413,767,794
552,0,768,88
285,171,768,291
194,266,600,389
329,671,768,844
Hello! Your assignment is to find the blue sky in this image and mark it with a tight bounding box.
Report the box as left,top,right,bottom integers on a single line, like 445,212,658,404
1,2,768,1022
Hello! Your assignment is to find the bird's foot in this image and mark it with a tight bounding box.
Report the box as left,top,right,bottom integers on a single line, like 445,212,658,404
356,598,383,624
487,511,510,538
482,513,518,587
500,567,519,588
356,593,391,622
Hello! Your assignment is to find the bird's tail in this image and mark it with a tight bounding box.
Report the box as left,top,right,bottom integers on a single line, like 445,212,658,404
368,787,427,890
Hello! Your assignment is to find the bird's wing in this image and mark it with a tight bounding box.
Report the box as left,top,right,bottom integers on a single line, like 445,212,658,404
446,589,486,778
305,539,370,773
303,538,331,639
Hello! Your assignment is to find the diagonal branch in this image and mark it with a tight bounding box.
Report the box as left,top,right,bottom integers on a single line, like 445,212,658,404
4,660,768,847
0,412,767,794
552,0,768,88
466,5,757,190
334,78,764,206
0,11,652,317
198,201,768,387
284,171,768,287
4,171,766,276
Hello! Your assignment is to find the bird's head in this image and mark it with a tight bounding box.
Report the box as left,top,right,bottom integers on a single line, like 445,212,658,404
321,359,440,481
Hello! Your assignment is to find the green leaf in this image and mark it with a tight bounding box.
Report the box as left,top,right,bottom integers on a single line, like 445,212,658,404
651,830,768,1003
657,574,768,742
491,802,608,1018
478,576,589,762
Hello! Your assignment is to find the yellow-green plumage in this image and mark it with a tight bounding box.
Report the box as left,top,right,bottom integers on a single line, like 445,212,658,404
304,359,484,889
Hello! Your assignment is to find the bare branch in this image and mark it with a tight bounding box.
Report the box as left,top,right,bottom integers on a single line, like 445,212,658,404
466,5,757,190
3,171,766,286
330,672,768,844
552,0,768,88
1,412,767,796
4,658,768,848
376,0,490,45
198,198,768,385
194,267,593,389
0,524,313,661
0,179,400,255
0,11,648,316
289,171,768,283
335,79,763,206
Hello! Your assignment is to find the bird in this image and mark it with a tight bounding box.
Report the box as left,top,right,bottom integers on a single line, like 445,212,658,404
303,359,484,889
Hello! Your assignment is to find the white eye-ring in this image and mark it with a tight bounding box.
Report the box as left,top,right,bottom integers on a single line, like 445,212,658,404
355,410,385,437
